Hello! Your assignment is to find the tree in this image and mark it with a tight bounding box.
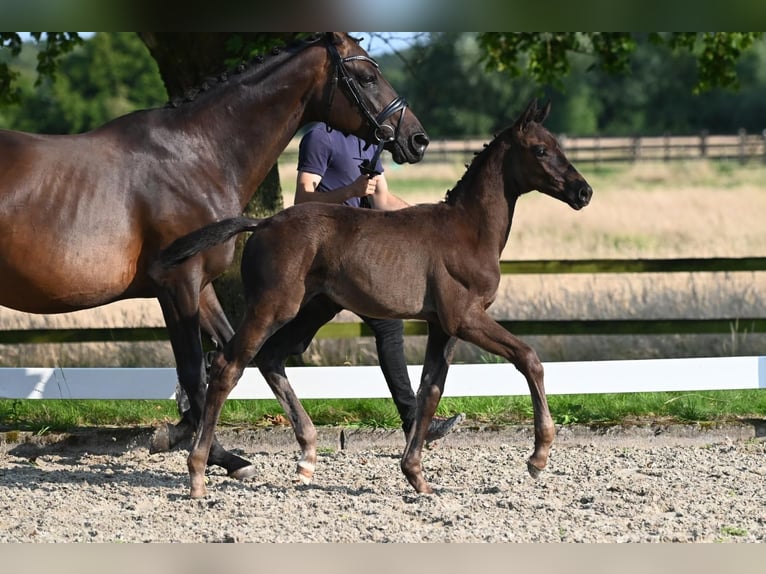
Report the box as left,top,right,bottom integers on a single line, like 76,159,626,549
476,32,763,93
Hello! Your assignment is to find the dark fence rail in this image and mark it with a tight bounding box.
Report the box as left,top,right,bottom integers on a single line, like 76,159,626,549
280,132,766,167
2,257,765,344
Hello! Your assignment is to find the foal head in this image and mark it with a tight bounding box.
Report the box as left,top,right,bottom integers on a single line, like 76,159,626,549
320,32,429,165
505,99,592,210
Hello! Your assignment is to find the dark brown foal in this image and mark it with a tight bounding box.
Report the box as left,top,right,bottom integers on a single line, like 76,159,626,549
157,99,592,497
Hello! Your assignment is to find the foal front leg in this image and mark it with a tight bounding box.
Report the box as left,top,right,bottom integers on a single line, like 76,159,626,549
400,324,456,494
458,312,555,478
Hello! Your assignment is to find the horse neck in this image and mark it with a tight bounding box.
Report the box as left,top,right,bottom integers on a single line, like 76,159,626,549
165,45,327,211
448,141,520,257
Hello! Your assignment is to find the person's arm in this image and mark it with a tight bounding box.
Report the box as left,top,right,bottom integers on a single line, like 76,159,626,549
366,173,410,211
293,171,378,205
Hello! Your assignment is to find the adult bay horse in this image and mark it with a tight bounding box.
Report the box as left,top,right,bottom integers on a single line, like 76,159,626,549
156,99,593,497
0,32,428,477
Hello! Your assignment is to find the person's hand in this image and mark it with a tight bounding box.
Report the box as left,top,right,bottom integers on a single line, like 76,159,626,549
350,175,378,198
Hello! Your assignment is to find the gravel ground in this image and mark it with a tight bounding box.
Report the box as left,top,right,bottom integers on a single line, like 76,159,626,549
1,422,765,543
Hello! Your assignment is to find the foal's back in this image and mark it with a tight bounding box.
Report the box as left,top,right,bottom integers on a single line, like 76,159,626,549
243,202,463,320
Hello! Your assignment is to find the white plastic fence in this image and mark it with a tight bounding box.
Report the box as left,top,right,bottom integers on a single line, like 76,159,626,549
1,356,765,400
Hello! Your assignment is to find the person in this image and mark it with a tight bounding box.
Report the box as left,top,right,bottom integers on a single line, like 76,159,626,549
294,122,464,443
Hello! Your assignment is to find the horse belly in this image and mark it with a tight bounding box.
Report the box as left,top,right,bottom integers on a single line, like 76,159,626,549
0,229,141,314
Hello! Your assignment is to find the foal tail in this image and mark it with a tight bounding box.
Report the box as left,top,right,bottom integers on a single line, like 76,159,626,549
158,216,263,268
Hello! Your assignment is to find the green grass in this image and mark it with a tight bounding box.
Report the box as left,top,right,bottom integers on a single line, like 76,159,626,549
2,389,766,434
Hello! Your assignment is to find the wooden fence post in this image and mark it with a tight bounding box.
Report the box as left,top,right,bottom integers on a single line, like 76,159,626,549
738,128,747,164
699,130,708,159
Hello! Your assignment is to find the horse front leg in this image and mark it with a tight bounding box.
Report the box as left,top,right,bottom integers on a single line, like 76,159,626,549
457,311,555,478
400,323,457,494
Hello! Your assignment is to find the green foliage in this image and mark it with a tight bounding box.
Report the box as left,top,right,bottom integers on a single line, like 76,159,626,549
477,33,636,90
479,32,762,94
0,32,83,106
3,32,766,141
1,33,165,133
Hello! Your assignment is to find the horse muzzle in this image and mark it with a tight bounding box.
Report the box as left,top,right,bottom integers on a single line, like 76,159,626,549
568,183,593,210
388,131,429,164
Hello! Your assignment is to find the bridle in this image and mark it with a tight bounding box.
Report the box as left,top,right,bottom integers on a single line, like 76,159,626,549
325,37,409,176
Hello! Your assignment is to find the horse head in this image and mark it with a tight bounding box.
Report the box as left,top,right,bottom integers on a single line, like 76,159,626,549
506,99,592,210
320,32,429,166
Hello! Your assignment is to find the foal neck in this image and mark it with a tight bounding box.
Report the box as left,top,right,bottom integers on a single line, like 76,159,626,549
444,135,519,256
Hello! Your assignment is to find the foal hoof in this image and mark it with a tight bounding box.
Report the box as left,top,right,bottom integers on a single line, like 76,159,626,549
149,424,171,454
228,464,258,481
189,486,208,499
294,460,316,485
526,460,544,479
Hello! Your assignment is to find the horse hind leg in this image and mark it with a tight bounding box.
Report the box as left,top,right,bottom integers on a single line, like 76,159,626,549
152,279,254,477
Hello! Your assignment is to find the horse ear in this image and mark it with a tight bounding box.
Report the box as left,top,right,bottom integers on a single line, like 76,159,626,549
328,32,343,46
535,100,551,124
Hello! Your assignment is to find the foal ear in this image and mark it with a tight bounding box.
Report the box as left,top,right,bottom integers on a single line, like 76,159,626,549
517,98,540,133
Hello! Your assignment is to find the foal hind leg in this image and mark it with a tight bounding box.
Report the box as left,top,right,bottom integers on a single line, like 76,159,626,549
400,323,456,493
258,361,318,484
253,296,343,484
457,312,555,478
188,297,304,497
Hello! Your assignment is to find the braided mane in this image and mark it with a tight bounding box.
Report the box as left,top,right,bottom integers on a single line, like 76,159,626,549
164,33,326,108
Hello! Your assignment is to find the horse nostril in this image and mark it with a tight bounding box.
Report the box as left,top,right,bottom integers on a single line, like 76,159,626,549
579,185,593,204
411,132,429,155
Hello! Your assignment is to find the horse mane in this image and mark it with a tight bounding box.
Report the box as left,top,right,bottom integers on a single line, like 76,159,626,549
164,33,328,108
443,128,509,205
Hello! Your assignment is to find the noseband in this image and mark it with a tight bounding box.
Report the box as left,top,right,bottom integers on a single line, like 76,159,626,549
326,39,409,176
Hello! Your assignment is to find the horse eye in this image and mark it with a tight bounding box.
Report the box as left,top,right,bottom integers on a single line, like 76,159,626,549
534,146,547,157
359,73,376,86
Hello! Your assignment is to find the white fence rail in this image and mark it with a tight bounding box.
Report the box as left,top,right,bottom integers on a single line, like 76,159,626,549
2,356,765,400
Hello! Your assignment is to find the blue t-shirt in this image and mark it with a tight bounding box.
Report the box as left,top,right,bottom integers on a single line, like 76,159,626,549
297,124,384,208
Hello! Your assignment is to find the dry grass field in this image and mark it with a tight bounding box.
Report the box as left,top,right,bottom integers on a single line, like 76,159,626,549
2,158,766,367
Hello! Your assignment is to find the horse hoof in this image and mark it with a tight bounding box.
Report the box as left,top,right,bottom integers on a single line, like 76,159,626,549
228,464,258,481
527,461,544,479
149,425,171,454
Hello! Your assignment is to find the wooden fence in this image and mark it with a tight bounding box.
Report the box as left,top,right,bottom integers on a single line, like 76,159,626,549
2,256,765,346
280,131,766,167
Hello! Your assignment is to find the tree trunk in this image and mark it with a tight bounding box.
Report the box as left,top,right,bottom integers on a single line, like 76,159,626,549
137,32,285,325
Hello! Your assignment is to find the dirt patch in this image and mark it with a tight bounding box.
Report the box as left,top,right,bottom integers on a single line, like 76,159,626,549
2,422,764,542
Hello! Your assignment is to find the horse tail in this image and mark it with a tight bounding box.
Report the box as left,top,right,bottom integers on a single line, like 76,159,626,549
158,216,263,268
